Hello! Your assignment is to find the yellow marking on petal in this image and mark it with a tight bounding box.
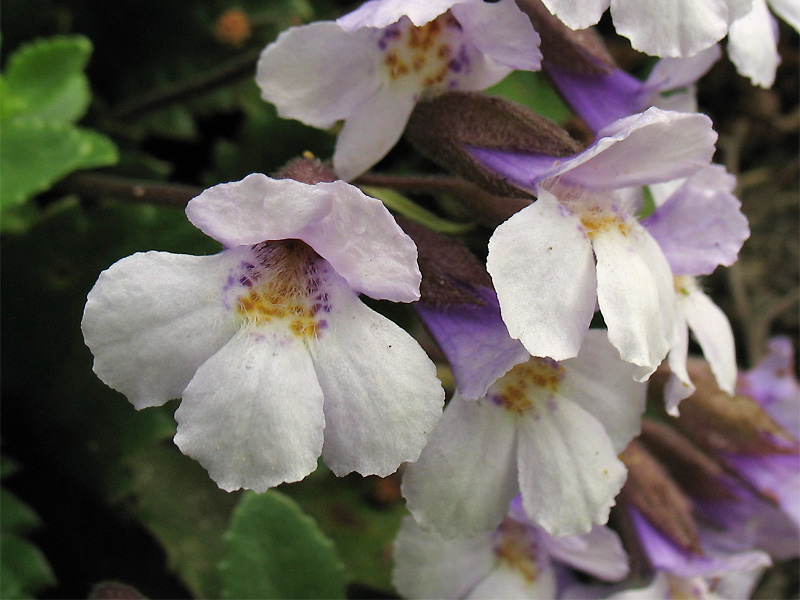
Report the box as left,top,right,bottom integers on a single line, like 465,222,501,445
580,208,631,240
234,240,329,340
379,12,467,91
492,358,565,415
495,517,539,583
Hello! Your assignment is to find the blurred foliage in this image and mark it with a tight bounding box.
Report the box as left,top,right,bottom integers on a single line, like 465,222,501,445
0,459,57,599
0,35,118,231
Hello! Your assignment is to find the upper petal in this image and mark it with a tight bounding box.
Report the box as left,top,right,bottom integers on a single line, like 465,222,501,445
642,165,749,276
487,190,597,361
593,220,675,380
450,0,542,72
308,265,443,477
610,0,729,57
554,108,717,190
559,330,647,452
187,175,423,302
402,395,519,538
174,329,325,492
256,22,380,129
516,394,628,536
81,250,240,409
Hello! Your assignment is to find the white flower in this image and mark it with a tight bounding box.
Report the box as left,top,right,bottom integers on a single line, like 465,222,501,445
474,108,718,379
728,0,800,87
81,174,444,492
402,330,645,538
256,0,542,181
539,0,753,58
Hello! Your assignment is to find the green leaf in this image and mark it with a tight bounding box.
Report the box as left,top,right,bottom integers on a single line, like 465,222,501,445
125,443,239,599
219,491,347,600
283,473,406,592
359,186,475,235
2,35,93,122
1,490,42,534
0,118,118,209
0,535,57,598
487,70,573,125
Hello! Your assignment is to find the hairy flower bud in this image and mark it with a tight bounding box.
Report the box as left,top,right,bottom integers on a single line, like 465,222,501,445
405,91,580,196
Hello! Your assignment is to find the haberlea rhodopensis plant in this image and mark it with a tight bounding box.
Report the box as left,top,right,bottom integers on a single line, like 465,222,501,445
1,1,798,599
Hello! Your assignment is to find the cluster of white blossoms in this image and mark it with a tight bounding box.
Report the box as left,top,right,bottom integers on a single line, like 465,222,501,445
82,0,799,598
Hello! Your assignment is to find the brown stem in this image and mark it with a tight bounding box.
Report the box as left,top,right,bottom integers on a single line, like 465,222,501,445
56,172,203,207
110,49,262,120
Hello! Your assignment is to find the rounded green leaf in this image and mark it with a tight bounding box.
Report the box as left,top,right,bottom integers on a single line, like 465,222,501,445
220,491,347,599
0,118,118,208
2,35,92,122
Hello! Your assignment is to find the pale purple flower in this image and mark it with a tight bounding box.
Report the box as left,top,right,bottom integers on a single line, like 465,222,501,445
81,174,444,492
393,498,630,599
256,0,542,181
642,164,749,412
473,108,719,379
546,46,722,134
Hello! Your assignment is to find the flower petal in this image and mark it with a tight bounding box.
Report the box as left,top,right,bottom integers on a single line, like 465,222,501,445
539,0,611,30
309,267,443,477
631,508,772,578
402,395,519,538
555,108,717,190
611,0,729,57
416,289,530,400
332,86,417,181
643,165,749,276
256,22,379,129
298,181,422,302
337,0,460,30
645,45,722,93
681,281,737,395
186,174,333,247
544,65,647,134
770,0,800,31
665,310,696,416
174,329,325,492
81,250,240,409
593,221,674,379
543,525,630,581
468,563,556,599
728,0,780,87
516,395,628,536
187,175,422,302
451,0,542,72
393,515,496,599
487,190,597,361
559,330,647,452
